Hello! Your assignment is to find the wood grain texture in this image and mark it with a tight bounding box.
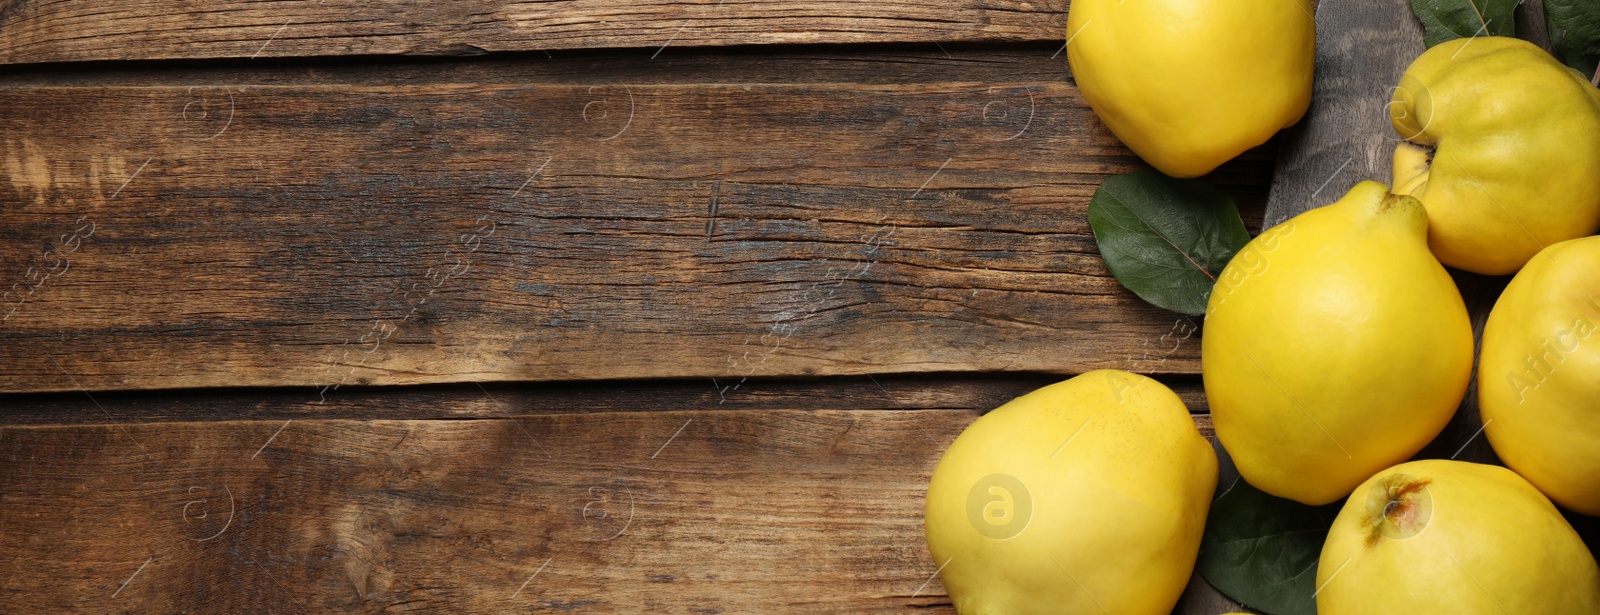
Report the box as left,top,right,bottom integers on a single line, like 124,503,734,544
0,0,1322,66
0,75,1267,394
0,2,1510,615
0,0,1074,65
0,405,1219,614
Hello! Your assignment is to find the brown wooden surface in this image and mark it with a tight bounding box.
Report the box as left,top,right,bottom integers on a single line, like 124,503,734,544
2,28,1269,615
0,66,1267,394
0,384,1215,613
0,0,1073,65
2,1,1510,614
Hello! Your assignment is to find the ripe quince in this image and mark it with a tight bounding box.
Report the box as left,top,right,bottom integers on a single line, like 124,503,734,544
1203,182,1473,505
924,370,1216,614
1318,460,1600,613
1480,236,1600,515
1391,36,1600,275
1066,0,1315,178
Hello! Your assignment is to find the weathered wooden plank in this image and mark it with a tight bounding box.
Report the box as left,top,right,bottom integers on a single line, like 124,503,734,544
0,79,1266,393
0,407,1218,613
0,0,1326,66
0,0,1077,65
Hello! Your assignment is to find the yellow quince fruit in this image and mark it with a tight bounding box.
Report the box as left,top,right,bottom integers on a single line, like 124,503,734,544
1317,460,1600,613
1203,182,1474,505
924,370,1216,615
1480,236,1600,515
1391,36,1600,275
1066,0,1315,178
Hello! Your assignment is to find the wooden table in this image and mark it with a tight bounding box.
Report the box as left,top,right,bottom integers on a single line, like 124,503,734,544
2,1,1589,613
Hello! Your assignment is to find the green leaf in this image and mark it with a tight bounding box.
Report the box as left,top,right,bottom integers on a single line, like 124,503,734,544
1197,478,1343,615
1547,0,1600,78
1087,170,1250,316
1409,0,1518,48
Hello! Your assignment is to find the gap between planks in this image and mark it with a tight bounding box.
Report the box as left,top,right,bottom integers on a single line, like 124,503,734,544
0,373,1211,425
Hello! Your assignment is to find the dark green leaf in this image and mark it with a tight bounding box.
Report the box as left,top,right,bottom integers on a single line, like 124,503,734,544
1197,478,1343,615
1547,0,1600,78
1087,170,1250,316
1409,0,1518,48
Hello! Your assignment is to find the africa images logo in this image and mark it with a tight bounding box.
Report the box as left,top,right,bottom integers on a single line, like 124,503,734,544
966,473,1032,540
